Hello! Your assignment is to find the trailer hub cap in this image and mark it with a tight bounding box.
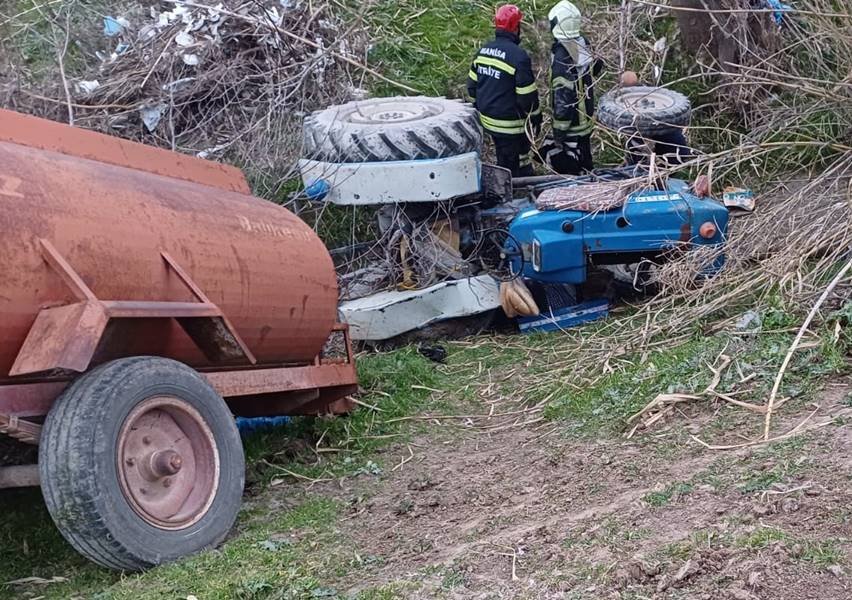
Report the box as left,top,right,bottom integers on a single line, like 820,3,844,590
117,397,220,530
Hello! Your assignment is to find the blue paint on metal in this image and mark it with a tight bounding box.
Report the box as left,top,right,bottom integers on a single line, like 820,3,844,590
507,176,729,284
517,299,609,333
236,416,291,435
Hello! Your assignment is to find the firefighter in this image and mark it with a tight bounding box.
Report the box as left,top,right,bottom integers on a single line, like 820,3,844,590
546,1,603,175
620,70,693,167
467,4,541,177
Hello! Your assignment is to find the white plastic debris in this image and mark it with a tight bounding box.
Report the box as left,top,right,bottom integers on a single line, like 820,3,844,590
264,7,281,24
174,31,195,47
196,142,231,159
348,86,368,101
75,80,100,94
340,276,500,341
162,77,196,92
735,310,762,331
138,24,157,41
140,104,166,132
182,53,200,66
653,37,667,55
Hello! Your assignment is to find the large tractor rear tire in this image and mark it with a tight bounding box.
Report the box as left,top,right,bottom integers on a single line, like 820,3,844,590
39,357,244,571
598,86,691,137
303,96,483,163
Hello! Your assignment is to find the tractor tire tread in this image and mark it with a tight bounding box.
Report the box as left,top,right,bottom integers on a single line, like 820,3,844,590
302,96,482,163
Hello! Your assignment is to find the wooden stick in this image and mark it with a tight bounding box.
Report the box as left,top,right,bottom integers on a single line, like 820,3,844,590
391,445,414,472
55,11,73,126
703,353,732,394
764,258,852,439
709,391,774,414
695,407,825,450
351,397,384,412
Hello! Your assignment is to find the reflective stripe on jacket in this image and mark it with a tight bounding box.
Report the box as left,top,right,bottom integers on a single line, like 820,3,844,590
551,37,602,139
467,29,542,138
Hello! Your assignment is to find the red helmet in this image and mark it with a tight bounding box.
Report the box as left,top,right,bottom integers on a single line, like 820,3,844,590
495,4,523,33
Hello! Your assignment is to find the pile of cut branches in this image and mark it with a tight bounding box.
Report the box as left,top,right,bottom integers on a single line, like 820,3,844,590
1,0,370,196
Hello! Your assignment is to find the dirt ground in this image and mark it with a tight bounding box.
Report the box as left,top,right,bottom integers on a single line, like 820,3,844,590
273,381,852,599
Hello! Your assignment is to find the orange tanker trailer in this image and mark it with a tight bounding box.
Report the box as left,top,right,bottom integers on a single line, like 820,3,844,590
0,109,357,570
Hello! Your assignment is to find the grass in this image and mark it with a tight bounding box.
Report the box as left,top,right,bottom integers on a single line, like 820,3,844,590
1,318,847,598
642,482,694,507
357,0,553,98
735,529,845,568
736,526,788,550
244,346,450,484
0,494,346,600
0,348,455,600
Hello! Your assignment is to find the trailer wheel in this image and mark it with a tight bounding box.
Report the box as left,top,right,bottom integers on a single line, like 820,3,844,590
39,357,244,571
598,86,690,136
303,96,483,163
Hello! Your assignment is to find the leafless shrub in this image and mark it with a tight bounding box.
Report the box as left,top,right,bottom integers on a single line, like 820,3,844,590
0,0,370,197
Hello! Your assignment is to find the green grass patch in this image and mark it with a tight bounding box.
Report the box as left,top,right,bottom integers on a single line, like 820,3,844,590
542,331,726,433
737,436,811,494
245,346,452,484
358,0,552,98
736,526,788,550
540,308,850,435
801,539,845,568
0,346,457,599
642,482,694,507
734,529,845,567
0,496,347,600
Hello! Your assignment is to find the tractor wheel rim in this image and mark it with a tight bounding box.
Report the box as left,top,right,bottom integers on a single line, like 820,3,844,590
347,101,441,124
615,89,677,113
117,396,220,530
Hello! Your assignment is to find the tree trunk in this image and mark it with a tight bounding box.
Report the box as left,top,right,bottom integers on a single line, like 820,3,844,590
671,0,778,73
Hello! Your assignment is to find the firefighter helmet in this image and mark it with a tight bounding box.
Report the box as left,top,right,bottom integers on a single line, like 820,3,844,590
495,4,523,33
549,1,582,41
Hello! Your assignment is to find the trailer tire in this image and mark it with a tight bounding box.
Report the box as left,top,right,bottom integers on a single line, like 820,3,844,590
39,357,244,572
303,96,483,163
598,86,690,136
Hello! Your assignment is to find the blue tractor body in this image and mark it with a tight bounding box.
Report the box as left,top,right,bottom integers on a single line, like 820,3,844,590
506,176,729,284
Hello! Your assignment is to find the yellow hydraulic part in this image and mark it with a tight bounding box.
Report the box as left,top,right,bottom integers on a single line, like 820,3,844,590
499,279,540,318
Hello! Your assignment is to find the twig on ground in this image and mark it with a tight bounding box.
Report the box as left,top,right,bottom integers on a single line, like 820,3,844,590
391,445,414,471
764,258,852,439
692,406,826,450
351,397,384,412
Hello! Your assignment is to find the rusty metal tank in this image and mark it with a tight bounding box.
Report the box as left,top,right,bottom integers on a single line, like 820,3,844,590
0,109,338,382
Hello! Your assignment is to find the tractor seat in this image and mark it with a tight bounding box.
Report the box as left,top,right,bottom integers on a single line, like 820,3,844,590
535,181,635,213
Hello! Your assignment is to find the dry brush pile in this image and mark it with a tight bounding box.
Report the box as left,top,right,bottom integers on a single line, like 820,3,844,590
0,0,371,196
